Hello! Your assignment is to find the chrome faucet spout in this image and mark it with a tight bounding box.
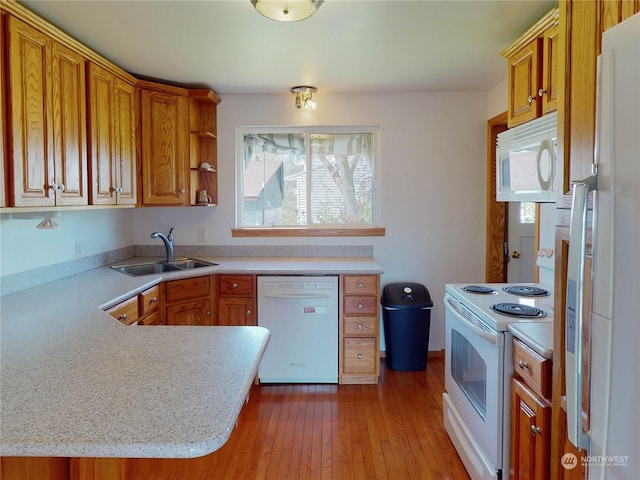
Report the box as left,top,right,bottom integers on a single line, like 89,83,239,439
150,228,175,262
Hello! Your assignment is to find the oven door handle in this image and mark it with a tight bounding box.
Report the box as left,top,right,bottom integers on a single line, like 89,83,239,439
446,298,498,344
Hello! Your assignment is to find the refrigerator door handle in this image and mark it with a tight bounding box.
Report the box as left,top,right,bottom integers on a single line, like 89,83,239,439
565,171,597,452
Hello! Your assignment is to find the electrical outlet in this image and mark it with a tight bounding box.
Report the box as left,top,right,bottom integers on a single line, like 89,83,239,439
197,227,207,243
75,241,83,258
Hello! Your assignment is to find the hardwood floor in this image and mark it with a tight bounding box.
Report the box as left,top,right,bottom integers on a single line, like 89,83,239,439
127,357,470,480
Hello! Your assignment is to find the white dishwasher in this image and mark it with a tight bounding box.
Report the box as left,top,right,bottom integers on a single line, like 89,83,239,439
257,275,338,383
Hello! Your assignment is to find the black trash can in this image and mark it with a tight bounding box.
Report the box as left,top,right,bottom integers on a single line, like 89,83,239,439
381,283,433,371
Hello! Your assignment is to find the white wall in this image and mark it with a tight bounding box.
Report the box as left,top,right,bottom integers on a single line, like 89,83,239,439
132,91,489,350
487,78,508,119
0,209,134,276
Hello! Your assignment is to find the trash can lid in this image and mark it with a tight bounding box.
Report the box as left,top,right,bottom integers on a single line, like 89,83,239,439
381,282,433,308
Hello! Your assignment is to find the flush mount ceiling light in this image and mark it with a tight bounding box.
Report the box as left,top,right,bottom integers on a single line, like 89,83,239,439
291,86,317,110
251,0,324,22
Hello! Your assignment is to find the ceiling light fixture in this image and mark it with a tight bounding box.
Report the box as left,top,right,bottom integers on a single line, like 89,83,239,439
291,86,317,110
250,0,324,22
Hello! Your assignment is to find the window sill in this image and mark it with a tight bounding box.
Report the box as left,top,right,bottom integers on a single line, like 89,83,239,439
231,227,386,237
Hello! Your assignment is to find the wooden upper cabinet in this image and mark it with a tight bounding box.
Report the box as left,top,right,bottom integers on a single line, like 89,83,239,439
87,63,136,205
541,23,559,115
6,16,87,207
1,12,6,208
138,81,189,206
502,8,559,128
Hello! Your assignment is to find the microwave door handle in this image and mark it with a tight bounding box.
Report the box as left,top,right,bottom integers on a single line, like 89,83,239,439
565,173,597,452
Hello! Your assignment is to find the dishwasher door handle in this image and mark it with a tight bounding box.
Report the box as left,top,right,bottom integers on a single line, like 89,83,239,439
262,293,332,299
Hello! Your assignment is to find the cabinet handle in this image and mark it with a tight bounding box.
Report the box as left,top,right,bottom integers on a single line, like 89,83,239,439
538,88,546,97
150,296,158,303
518,360,529,369
357,354,363,360
527,95,536,103
231,283,238,289
357,323,364,330
530,425,542,435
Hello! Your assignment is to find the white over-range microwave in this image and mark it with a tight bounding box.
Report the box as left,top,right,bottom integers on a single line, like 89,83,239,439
496,112,557,202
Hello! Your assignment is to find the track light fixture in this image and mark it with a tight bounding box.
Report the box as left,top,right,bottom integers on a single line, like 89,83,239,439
291,86,317,110
250,0,324,22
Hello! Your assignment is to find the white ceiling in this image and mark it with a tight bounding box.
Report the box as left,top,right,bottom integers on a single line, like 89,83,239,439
20,0,557,95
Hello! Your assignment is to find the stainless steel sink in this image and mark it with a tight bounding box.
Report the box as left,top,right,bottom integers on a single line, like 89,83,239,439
110,258,219,277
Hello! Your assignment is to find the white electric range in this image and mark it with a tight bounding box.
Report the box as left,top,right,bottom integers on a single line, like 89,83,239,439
443,282,553,480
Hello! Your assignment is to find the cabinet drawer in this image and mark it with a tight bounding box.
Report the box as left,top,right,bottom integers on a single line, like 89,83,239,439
107,296,139,325
343,338,377,373
165,275,211,303
343,316,377,337
513,338,551,399
343,296,377,315
139,309,162,326
218,275,253,296
139,285,161,316
343,275,378,295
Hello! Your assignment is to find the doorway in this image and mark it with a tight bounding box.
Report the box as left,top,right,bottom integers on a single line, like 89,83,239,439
506,202,535,282
485,113,539,283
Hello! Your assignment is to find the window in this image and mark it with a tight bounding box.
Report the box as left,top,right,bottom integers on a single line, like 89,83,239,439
519,202,536,224
235,127,381,234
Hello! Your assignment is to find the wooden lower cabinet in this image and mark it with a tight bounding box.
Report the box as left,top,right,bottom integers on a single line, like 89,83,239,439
166,298,213,326
510,377,550,480
164,275,213,326
510,338,552,480
216,274,255,326
339,275,380,384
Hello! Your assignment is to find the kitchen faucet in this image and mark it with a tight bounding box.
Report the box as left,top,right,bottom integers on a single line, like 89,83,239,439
150,228,175,262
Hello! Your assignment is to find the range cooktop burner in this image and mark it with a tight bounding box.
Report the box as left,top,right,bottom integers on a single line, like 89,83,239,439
490,303,548,318
462,285,497,294
502,285,550,297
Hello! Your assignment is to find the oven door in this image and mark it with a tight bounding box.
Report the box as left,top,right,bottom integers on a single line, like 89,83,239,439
444,293,508,473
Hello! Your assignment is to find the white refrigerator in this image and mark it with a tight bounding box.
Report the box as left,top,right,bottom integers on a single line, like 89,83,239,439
565,11,640,479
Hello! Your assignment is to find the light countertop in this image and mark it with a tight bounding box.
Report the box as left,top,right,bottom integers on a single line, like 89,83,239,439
509,321,554,359
0,257,381,458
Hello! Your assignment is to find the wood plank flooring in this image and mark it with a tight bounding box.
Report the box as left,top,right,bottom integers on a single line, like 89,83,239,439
127,357,470,480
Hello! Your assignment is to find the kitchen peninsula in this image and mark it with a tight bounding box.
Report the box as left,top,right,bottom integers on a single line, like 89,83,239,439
0,256,382,479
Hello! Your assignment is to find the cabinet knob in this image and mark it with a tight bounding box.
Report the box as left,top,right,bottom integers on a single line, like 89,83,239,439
232,283,238,289
518,360,529,369
206,310,212,316
530,425,542,435
246,309,252,316
357,282,364,289
527,95,536,103
357,324,364,330
179,188,186,194
538,88,546,97
357,354,363,360
357,303,364,310
150,296,158,303
119,313,127,321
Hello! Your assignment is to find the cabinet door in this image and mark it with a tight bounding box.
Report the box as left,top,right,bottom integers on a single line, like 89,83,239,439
50,41,87,206
218,297,254,326
510,377,550,480
140,89,188,205
541,24,559,115
113,78,137,204
507,38,542,127
1,13,6,208
7,16,54,207
166,299,212,326
87,63,115,204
